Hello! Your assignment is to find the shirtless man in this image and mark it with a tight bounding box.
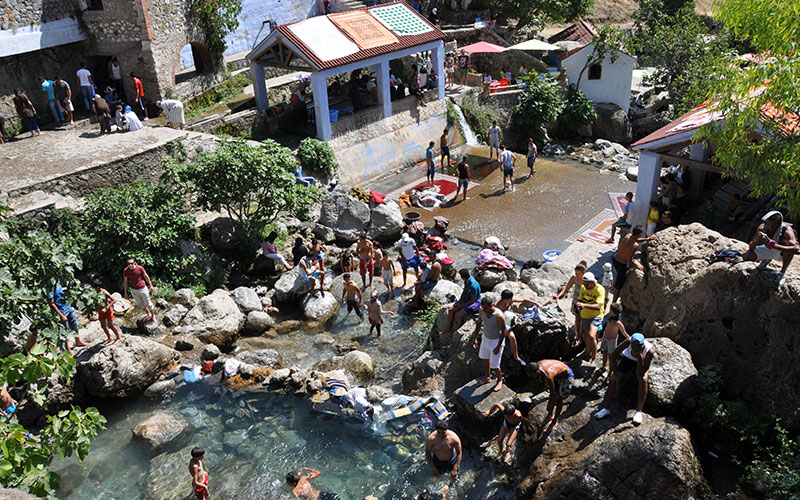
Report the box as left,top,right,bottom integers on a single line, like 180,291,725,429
611,225,645,303
495,289,544,366
425,420,462,478
341,273,364,320
356,233,375,288
743,210,799,283
189,447,209,500
600,303,630,371
285,467,341,500
483,402,536,460
410,258,442,307
525,359,575,431
379,252,396,295
440,129,451,169
299,253,325,296
371,242,383,284
596,333,656,424
367,290,396,336
470,296,507,392
1,384,18,419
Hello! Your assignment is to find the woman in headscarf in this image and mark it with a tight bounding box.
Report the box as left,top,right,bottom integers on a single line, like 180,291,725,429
124,105,144,131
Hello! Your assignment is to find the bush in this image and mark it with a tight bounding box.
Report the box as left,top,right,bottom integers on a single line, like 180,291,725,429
460,93,499,143
556,85,597,136
512,76,564,146
297,137,339,177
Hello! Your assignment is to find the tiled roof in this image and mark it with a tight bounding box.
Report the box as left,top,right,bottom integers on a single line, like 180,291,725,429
557,46,583,61
548,20,598,46
273,1,446,71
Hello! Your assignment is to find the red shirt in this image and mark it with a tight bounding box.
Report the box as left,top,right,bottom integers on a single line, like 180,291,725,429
133,77,144,98
123,265,147,289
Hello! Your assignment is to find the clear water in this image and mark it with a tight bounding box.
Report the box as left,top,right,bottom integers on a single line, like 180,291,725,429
53,381,515,500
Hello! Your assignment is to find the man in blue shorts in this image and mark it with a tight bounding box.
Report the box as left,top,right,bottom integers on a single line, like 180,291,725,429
46,285,88,355
426,420,462,478
426,141,436,186
526,359,574,431
607,192,634,243
441,269,481,335
397,233,421,288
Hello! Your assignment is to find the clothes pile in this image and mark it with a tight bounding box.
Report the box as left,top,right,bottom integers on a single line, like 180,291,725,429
704,248,743,265
475,248,515,273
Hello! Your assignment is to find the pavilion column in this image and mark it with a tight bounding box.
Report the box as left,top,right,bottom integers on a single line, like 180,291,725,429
431,40,445,101
376,60,391,119
250,62,269,109
631,151,661,228
688,142,706,202
311,72,332,141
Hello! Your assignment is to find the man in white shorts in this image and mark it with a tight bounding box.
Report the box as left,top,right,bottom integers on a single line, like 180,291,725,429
743,210,799,284
487,121,502,162
470,296,507,392
123,257,156,323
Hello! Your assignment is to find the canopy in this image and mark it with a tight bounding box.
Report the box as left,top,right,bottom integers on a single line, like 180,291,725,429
459,41,508,53
508,39,561,51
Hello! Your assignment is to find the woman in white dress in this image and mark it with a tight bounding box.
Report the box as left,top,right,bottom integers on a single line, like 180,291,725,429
156,99,185,130
124,105,144,131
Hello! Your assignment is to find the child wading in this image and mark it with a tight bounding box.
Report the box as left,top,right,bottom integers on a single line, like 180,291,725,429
367,290,396,336
189,447,209,500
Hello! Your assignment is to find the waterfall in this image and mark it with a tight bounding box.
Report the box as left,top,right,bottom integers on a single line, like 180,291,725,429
452,103,479,145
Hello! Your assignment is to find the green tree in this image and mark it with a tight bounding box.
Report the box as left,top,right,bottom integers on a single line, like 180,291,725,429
696,0,800,214
174,139,322,232
190,0,242,55
297,138,339,177
0,210,106,497
633,0,696,30
511,76,564,146
491,0,593,33
556,85,597,136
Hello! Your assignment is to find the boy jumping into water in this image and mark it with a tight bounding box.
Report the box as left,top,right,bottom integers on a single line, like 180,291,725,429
189,447,209,500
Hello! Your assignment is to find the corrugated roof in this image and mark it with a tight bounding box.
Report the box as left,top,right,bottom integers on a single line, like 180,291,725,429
272,1,445,71
548,20,598,46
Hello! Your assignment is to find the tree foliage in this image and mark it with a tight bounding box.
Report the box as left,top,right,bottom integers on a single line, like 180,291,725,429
190,0,242,55
556,84,597,135
633,0,696,30
491,0,593,32
0,210,106,497
172,139,322,231
696,0,800,214
297,138,339,178
511,77,565,146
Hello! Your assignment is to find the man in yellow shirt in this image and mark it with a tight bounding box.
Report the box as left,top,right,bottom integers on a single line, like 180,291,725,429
576,272,605,364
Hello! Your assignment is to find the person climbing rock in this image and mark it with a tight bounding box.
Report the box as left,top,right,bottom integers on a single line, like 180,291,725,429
596,332,656,424
526,359,574,432
483,402,536,460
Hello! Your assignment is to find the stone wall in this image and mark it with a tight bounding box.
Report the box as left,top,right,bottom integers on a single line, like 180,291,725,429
1,0,81,30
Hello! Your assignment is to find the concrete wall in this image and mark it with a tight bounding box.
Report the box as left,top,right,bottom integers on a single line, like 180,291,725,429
330,99,450,186
561,44,634,114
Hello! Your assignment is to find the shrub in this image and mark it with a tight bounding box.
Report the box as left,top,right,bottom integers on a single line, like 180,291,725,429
297,137,339,177
556,85,597,136
512,76,564,146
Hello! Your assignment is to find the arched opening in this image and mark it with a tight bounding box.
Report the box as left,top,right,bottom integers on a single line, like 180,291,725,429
175,41,215,84
588,63,602,80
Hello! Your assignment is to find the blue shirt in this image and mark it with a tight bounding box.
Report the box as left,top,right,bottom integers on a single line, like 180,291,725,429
41,80,55,100
426,147,434,167
460,276,481,304
46,287,70,315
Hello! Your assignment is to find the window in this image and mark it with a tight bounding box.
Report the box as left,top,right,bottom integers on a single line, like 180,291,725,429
588,63,602,80
86,0,103,10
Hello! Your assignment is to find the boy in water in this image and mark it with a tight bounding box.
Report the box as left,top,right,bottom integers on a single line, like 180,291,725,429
380,251,396,296
367,290,396,336
495,289,544,366
92,279,122,344
341,274,364,320
286,467,341,500
483,402,536,460
189,447,209,500
600,303,630,371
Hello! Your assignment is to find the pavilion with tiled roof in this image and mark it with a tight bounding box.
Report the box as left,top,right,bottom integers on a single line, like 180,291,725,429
247,1,446,140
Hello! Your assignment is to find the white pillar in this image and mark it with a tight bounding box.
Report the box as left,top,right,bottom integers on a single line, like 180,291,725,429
431,40,445,101
250,62,268,109
311,72,331,141
631,151,661,228
376,60,391,119
688,142,705,202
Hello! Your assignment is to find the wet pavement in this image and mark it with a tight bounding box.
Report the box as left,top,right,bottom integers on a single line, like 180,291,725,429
370,146,636,264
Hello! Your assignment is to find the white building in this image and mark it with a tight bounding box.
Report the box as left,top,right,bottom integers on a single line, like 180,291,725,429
560,43,635,113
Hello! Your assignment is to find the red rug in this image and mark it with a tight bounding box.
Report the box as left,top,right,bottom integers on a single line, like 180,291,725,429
408,178,459,197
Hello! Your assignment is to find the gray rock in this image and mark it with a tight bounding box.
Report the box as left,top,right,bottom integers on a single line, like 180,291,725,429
592,102,632,144
402,351,445,394
593,138,612,150
367,200,404,241
144,379,176,397
312,224,336,244
137,319,167,337
453,378,516,446
626,165,639,181
177,289,245,347
230,287,261,313
302,291,340,323
210,217,246,251
317,191,370,243
474,267,518,292
366,385,395,403
273,268,314,303
172,288,198,308
644,337,698,411
111,292,131,315
0,487,39,500
173,336,197,351
201,344,221,361
427,279,462,304
245,311,276,333
313,351,375,386
266,368,291,385
162,304,188,327
234,348,281,368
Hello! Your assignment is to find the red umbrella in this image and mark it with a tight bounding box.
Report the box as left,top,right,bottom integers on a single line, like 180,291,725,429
458,41,509,53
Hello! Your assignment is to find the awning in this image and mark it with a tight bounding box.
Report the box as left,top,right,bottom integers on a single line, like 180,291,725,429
508,39,561,51
459,41,508,53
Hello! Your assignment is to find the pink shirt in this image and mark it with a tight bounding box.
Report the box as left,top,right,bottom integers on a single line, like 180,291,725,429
123,265,147,289
262,241,278,254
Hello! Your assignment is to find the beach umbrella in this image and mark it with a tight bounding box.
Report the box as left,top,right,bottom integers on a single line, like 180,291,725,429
508,39,561,51
458,41,509,53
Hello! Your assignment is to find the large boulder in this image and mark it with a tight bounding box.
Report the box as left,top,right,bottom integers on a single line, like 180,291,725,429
302,291,340,324
111,292,132,316
621,223,800,427
244,310,276,333
176,289,245,347
209,217,247,251
234,348,282,368
367,201,404,241
474,267,518,292
317,191,370,243
162,304,188,327
274,268,314,303
427,279,462,304
313,350,375,386
520,240,608,298
643,337,698,412
75,336,179,398
229,286,261,313
0,487,38,500
491,281,539,312
172,288,198,308
132,411,191,452
402,351,445,394
592,102,631,144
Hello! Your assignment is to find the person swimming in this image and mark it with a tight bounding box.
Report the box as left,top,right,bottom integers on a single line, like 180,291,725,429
286,467,341,500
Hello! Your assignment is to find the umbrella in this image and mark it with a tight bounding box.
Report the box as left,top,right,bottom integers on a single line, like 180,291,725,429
458,41,509,53
508,39,561,51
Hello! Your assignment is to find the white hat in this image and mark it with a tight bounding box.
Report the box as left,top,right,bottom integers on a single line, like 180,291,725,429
432,7,437,13
400,233,412,244
583,272,597,282
603,262,612,271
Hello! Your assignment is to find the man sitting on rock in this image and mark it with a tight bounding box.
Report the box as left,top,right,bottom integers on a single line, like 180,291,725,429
410,258,442,307
482,402,536,461
441,269,481,335
743,210,798,284
299,253,325,296
425,420,462,478
525,359,574,432
596,332,655,424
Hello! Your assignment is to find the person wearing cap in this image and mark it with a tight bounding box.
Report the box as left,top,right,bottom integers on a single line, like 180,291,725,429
596,332,655,424
576,271,605,364
743,210,798,281
397,233,421,288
